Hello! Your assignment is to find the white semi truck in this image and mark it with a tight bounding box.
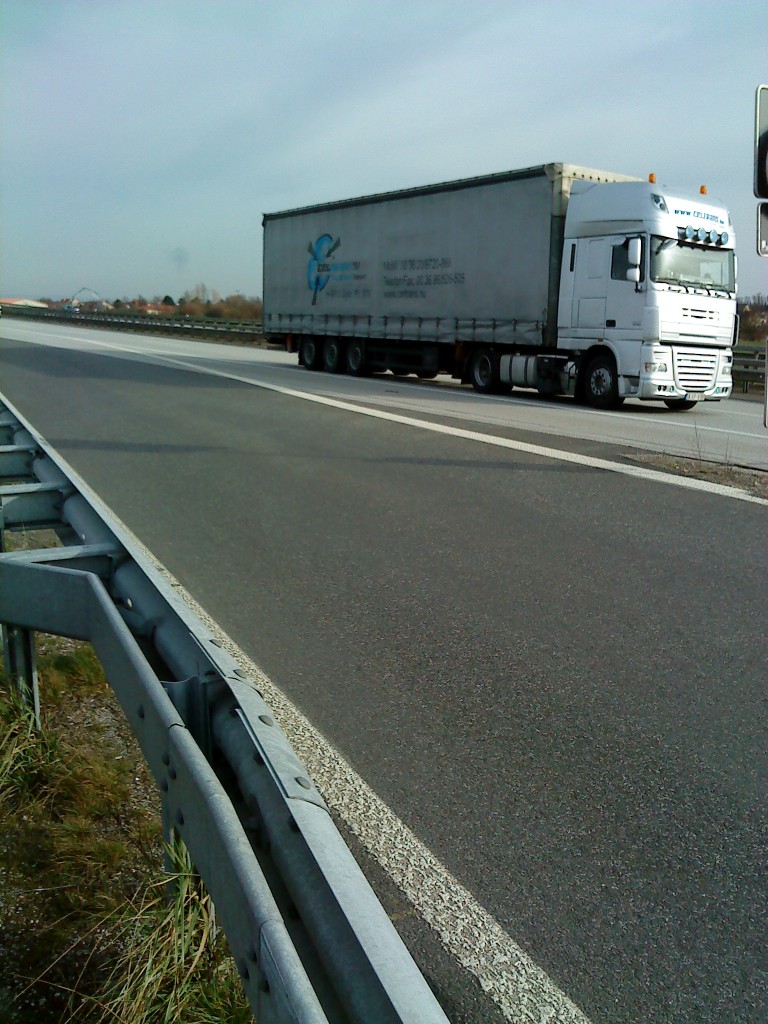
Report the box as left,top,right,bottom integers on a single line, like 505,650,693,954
262,162,737,410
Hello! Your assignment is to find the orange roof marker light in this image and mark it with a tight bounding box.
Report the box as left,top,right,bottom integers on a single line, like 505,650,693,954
700,185,708,194
648,173,656,184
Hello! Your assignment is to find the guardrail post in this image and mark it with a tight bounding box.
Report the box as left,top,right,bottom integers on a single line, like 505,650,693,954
2,623,41,730
160,674,216,879
0,501,41,729
160,797,176,875
162,673,218,760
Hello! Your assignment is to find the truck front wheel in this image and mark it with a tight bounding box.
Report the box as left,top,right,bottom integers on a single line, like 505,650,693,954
470,348,499,394
323,338,345,373
584,353,623,410
300,336,322,370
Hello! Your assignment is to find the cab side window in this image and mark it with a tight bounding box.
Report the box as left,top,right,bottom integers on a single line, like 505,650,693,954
611,241,630,280
611,238,644,282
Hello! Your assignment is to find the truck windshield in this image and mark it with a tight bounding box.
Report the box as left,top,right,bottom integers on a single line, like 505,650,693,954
650,236,735,293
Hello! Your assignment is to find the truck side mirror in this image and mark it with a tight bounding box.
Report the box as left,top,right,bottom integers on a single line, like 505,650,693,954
627,237,642,266
626,266,641,283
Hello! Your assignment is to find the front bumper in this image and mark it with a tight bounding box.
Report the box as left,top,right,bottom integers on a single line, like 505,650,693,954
638,344,732,401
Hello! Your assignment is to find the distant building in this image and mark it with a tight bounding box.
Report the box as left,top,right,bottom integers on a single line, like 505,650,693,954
135,303,174,316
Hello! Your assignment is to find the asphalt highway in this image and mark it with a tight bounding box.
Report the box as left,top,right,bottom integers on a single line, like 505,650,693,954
1,323,766,1024
4,318,767,469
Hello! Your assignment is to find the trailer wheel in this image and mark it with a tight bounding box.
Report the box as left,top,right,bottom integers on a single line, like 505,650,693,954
663,399,698,411
346,340,367,376
323,338,345,373
300,336,322,371
584,353,623,409
470,348,499,394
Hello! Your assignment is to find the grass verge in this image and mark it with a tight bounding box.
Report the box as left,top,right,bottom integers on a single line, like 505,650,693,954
90,844,252,1024
0,634,251,1022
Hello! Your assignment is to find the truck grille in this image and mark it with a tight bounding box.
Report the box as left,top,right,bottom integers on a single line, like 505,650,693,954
673,349,718,392
681,306,718,321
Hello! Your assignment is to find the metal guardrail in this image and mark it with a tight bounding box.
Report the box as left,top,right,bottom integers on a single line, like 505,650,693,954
0,392,449,1024
731,348,766,392
1,302,264,338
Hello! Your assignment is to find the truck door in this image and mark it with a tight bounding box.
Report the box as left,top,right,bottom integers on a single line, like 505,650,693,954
604,235,644,335
572,238,607,330
571,235,643,336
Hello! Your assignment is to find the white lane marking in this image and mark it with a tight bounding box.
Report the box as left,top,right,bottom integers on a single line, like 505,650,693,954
415,379,765,431
0,384,592,1023
637,419,761,439
316,384,765,442
9,328,767,504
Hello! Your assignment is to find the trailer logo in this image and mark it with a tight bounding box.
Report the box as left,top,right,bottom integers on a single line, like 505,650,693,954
307,234,341,305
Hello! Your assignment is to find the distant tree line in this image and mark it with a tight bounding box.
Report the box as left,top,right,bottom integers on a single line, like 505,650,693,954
39,283,262,321
738,294,768,343
114,284,263,321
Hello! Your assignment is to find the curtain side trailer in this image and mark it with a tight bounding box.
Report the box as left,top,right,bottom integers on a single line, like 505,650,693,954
263,162,737,410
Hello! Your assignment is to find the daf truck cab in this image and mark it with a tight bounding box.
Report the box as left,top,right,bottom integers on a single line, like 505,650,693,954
557,178,736,409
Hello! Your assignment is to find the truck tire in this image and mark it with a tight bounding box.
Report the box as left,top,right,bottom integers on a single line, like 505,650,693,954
584,353,623,409
300,336,322,371
346,340,367,376
323,338,345,373
470,348,499,394
663,399,698,411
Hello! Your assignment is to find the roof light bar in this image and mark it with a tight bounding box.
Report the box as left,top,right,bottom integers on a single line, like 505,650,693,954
678,227,730,246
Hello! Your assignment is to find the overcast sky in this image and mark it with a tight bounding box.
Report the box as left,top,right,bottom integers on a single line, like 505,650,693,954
1,0,766,302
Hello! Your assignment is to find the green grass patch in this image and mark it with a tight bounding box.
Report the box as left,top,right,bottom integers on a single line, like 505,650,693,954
0,684,63,811
88,844,252,1024
1,636,249,1022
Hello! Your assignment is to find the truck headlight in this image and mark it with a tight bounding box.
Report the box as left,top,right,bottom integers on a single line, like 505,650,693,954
644,361,668,373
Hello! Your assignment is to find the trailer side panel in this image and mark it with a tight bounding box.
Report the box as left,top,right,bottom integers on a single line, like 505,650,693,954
264,169,555,347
